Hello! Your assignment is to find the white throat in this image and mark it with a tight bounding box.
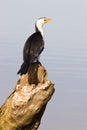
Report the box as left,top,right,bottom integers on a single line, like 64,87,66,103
35,21,44,37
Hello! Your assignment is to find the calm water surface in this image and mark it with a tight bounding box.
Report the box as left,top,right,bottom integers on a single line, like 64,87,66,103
0,41,87,130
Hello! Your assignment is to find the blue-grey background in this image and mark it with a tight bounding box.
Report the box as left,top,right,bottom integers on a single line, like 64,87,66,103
0,0,87,130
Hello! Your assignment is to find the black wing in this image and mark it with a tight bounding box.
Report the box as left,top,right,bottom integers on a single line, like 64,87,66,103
17,32,44,75
23,32,44,63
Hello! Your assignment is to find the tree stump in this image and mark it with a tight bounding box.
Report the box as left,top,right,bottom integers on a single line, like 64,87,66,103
0,63,55,130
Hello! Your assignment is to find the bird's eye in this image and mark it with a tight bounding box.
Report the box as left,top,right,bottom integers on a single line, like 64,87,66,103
44,19,46,22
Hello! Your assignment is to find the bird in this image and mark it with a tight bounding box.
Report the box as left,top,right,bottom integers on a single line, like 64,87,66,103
17,17,51,75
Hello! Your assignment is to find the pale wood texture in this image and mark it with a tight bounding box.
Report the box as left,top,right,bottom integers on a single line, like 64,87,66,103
0,63,55,130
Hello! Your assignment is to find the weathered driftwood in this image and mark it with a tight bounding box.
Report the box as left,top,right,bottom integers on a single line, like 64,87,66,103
0,63,55,130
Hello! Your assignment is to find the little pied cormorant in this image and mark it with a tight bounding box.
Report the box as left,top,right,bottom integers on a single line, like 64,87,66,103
17,17,51,75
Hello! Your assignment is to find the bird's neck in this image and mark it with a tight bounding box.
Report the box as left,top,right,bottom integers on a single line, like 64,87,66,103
35,24,44,37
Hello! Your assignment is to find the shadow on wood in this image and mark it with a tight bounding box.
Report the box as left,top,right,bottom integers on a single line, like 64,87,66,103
0,63,55,130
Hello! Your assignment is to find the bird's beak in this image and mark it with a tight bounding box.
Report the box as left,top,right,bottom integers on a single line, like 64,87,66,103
44,18,52,23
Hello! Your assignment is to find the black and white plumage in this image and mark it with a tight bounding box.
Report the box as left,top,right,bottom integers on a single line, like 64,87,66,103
17,17,51,75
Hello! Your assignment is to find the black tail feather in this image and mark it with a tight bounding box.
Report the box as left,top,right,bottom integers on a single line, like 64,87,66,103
17,62,29,75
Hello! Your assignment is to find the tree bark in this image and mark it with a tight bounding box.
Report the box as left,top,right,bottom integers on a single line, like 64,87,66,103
0,63,55,130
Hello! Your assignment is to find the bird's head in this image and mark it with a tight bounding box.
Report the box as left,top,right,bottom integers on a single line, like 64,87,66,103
36,17,52,28
35,17,52,37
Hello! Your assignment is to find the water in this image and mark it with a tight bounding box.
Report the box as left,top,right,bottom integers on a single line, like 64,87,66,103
0,41,87,130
